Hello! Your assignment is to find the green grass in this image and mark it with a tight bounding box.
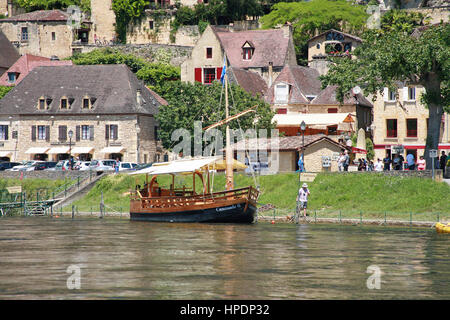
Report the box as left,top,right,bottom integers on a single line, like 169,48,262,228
66,172,450,222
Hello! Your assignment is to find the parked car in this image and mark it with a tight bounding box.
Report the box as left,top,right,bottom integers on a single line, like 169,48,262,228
89,159,115,172
21,161,46,171
6,160,40,171
53,160,71,171
33,161,57,171
74,161,91,171
118,162,138,171
135,163,153,170
0,162,21,171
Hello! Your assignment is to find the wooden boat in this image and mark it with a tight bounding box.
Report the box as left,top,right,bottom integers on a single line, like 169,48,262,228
129,57,259,223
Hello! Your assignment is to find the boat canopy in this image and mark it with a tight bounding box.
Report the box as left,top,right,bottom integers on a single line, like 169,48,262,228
130,156,247,176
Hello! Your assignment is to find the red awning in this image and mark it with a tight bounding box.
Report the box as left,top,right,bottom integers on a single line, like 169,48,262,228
352,147,367,154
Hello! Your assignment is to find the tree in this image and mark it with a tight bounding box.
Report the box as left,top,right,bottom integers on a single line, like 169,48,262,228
14,0,90,12
320,23,450,169
260,0,368,65
0,86,12,100
155,81,275,153
111,0,149,43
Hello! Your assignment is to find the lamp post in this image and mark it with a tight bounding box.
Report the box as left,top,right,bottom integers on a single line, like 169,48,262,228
135,124,141,164
298,120,306,185
68,129,73,170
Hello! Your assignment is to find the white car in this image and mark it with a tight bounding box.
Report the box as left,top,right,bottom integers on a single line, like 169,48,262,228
74,161,91,171
7,160,42,171
119,162,138,171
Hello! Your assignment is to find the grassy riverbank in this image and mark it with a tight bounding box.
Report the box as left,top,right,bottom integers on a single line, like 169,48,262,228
65,172,450,222
0,177,74,200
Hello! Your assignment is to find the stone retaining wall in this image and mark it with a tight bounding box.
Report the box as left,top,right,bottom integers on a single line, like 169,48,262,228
0,170,95,180
320,169,444,181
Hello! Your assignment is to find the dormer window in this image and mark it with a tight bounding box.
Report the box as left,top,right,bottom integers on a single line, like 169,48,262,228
242,41,255,60
82,96,93,109
37,96,50,110
61,98,68,109
275,83,289,103
7,72,18,84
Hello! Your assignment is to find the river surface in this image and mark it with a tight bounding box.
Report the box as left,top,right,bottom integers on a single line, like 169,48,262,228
0,216,448,299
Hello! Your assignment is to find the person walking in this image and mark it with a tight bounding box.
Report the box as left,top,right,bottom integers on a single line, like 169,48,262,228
296,183,310,222
406,152,415,170
440,151,447,176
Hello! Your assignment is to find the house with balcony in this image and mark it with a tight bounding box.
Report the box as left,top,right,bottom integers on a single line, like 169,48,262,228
372,84,450,161
0,64,167,163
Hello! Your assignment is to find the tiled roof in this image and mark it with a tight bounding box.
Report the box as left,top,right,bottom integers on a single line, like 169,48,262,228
0,30,20,72
0,10,70,22
0,64,164,115
0,54,73,86
230,134,348,151
213,27,291,68
266,65,322,104
229,67,268,98
310,85,372,107
307,29,363,43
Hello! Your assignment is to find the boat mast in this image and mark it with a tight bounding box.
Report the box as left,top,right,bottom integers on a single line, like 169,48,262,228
224,58,234,191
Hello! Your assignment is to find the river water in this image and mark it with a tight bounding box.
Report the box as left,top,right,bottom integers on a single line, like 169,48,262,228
0,216,448,300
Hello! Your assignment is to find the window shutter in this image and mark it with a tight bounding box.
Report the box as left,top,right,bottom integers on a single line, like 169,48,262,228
45,126,50,142
216,67,222,80
402,87,408,101
59,125,67,141
113,125,118,140
31,125,36,141
383,88,388,102
105,125,110,140
76,125,80,141
89,125,94,141
4,125,8,140
194,68,202,83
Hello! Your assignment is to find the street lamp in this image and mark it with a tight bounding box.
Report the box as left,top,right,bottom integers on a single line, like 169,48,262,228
300,120,306,168
68,129,73,170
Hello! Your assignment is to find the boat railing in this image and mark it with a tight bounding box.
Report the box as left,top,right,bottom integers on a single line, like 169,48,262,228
130,186,259,209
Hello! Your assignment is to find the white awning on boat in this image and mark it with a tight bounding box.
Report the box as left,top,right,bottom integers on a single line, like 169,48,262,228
71,146,94,154
100,146,125,154
130,156,246,175
0,151,12,157
272,113,354,127
47,146,70,154
25,147,49,154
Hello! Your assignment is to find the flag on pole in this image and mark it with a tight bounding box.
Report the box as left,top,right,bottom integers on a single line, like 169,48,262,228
220,56,226,85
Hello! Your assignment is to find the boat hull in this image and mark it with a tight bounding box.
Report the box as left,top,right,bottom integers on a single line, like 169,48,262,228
130,202,257,223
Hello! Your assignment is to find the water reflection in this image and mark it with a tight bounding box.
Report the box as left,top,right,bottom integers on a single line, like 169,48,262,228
0,217,448,299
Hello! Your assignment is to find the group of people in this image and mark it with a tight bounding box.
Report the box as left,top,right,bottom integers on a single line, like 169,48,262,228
381,151,449,172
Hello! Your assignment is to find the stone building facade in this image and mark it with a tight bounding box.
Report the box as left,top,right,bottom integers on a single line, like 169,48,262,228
0,64,167,163
372,85,450,161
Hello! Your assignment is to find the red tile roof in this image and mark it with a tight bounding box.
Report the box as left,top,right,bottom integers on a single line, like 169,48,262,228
0,54,72,86
213,27,291,68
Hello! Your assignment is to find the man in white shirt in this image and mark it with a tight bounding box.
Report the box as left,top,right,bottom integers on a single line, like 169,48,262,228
374,158,383,171
296,183,310,222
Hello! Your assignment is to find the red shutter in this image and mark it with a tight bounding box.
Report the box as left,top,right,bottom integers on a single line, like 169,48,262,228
194,68,202,83
216,67,223,80
277,108,287,114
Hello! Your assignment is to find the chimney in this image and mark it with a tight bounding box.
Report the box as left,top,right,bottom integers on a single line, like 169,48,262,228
228,23,234,32
268,61,273,87
136,88,142,107
282,21,292,38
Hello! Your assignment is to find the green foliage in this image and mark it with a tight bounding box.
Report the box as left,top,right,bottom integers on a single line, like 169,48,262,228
260,0,368,65
112,0,149,43
380,9,429,34
154,81,275,152
69,48,180,89
365,138,374,160
14,0,90,12
0,86,13,100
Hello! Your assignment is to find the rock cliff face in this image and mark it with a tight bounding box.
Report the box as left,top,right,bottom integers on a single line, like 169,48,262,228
379,0,449,9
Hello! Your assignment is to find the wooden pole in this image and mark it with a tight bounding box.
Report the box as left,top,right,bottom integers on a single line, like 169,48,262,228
225,58,234,191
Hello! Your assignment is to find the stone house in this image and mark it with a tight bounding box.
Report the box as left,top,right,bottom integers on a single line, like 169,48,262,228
0,9,91,59
266,64,373,137
230,134,350,173
372,85,450,161
181,24,297,86
0,64,167,163
0,29,20,76
307,29,362,76
0,53,72,86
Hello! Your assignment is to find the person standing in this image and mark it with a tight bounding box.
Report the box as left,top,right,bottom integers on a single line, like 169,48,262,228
374,158,383,171
383,154,391,171
296,183,310,221
417,155,426,170
338,152,345,172
114,158,120,174
440,151,447,176
393,154,401,170
343,150,350,172
406,152,415,170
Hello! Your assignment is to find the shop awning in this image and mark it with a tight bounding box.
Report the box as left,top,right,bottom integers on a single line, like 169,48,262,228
71,147,94,154
25,147,49,154
47,146,70,154
0,151,12,157
273,113,354,127
100,146,125,154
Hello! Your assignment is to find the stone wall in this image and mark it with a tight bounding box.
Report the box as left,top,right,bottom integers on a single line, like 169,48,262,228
324,169,444,181
0,170,92,180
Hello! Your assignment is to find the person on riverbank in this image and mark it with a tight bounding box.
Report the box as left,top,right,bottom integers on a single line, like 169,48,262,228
417,155,426,170
440,151,447,175
374,158,383,171
406,152,415,170
343,150,350,172
383,154,391,171
114,158,120,174
393,154,402,170
338,152,345,172
296,183,310,221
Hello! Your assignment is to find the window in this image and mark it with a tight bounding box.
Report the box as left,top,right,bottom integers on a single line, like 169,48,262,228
206,47,212,59
60,98,68,109
81,125,90,140
105,124,118,140
408,87,416,101
37,125,47,140
388,89,396,101
7,72,16,83
275,83,289,103
243,48,253,60
276,108,287,114
386,119,397,138
149,21,154,30
327,108,338,113
21,27,28,41
203,68,216,84
82,98,90,109
51,32,56,41
0,125,8,140
316,44,320,49
406,119,417,137
38,98,46,110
